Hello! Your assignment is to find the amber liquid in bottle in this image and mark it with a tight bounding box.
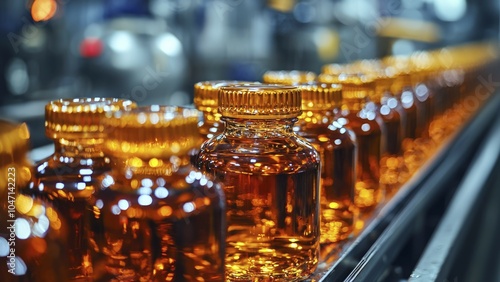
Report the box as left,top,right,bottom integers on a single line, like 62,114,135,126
197,85,320,281
339,100,383,211
296,118,356,244
91,160,226,282
0,120,68,282
397,87,418,140
22,98,135,281
293,82,356,246
376,92,409,196
90,106,226,282
29,150,108,280
198,119,320,281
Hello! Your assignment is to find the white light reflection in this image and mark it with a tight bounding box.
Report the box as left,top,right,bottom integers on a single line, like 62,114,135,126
118,199,130,210
0,237,8,257
434,0,466,22
183,202,195,213
109,31,133,53
141,178,153,188
138,195,153,206
156,34,182,56
77,182,86,190
138,187,152,195
15,218,31,239
32,215,49,237
14,257,27,275
79,169,93,175
96,199,104,209
154,187,169,199
380,105,391,115
111,205,121,215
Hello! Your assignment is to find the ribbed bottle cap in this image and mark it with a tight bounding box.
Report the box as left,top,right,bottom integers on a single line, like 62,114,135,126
104,106,199,158
262,70,316,85
299,83,342,110
0,119,30,167
45,98,136,140
318,73,374,100
194,80,257,112
218,84,302,119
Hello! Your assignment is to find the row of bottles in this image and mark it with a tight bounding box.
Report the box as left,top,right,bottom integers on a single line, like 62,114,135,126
0,42,497,281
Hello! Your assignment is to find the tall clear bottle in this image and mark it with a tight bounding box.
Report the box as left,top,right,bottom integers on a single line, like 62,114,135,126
294,83,357,244
196,85,321,281
0,120,67,282
22,98,136,280
90,106,226,281
319,74,385,211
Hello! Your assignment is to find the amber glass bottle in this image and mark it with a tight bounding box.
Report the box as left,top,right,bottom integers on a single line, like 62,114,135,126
262,70,317,85
294,83,357,244
319,74,384,211
196,85,321,281
0,120,68,282
410,52,435,136
389,71,420,140
22,98,136,280
90,106,226,282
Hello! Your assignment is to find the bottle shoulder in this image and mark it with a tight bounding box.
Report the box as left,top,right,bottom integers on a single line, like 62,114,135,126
94,165,225,221
27,154,110,197
197,133,320,174
295,122,357,148
338,111,383,136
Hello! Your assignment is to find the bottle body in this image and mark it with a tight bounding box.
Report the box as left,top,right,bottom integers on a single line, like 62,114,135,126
0,120,68,282
295,112,357,244
376,96,409,195
90,159,226,282
339,105,383,211
398,87,419,140
23,145,109,280
197,119,321,281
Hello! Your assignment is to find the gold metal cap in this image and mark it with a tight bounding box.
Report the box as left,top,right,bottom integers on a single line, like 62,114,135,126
45,97,136,140
218,84,302,119
262,70,317,85
0,119,30,167
194,80,257,112
104,106,199,158
318,73,374,100
299,83,342,110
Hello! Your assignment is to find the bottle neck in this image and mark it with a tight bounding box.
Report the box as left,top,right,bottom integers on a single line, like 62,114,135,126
343,98,367,112
53,138,106,159
222,117,296,138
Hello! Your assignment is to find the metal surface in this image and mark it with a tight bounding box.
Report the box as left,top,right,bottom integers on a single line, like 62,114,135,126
409,106,500,281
